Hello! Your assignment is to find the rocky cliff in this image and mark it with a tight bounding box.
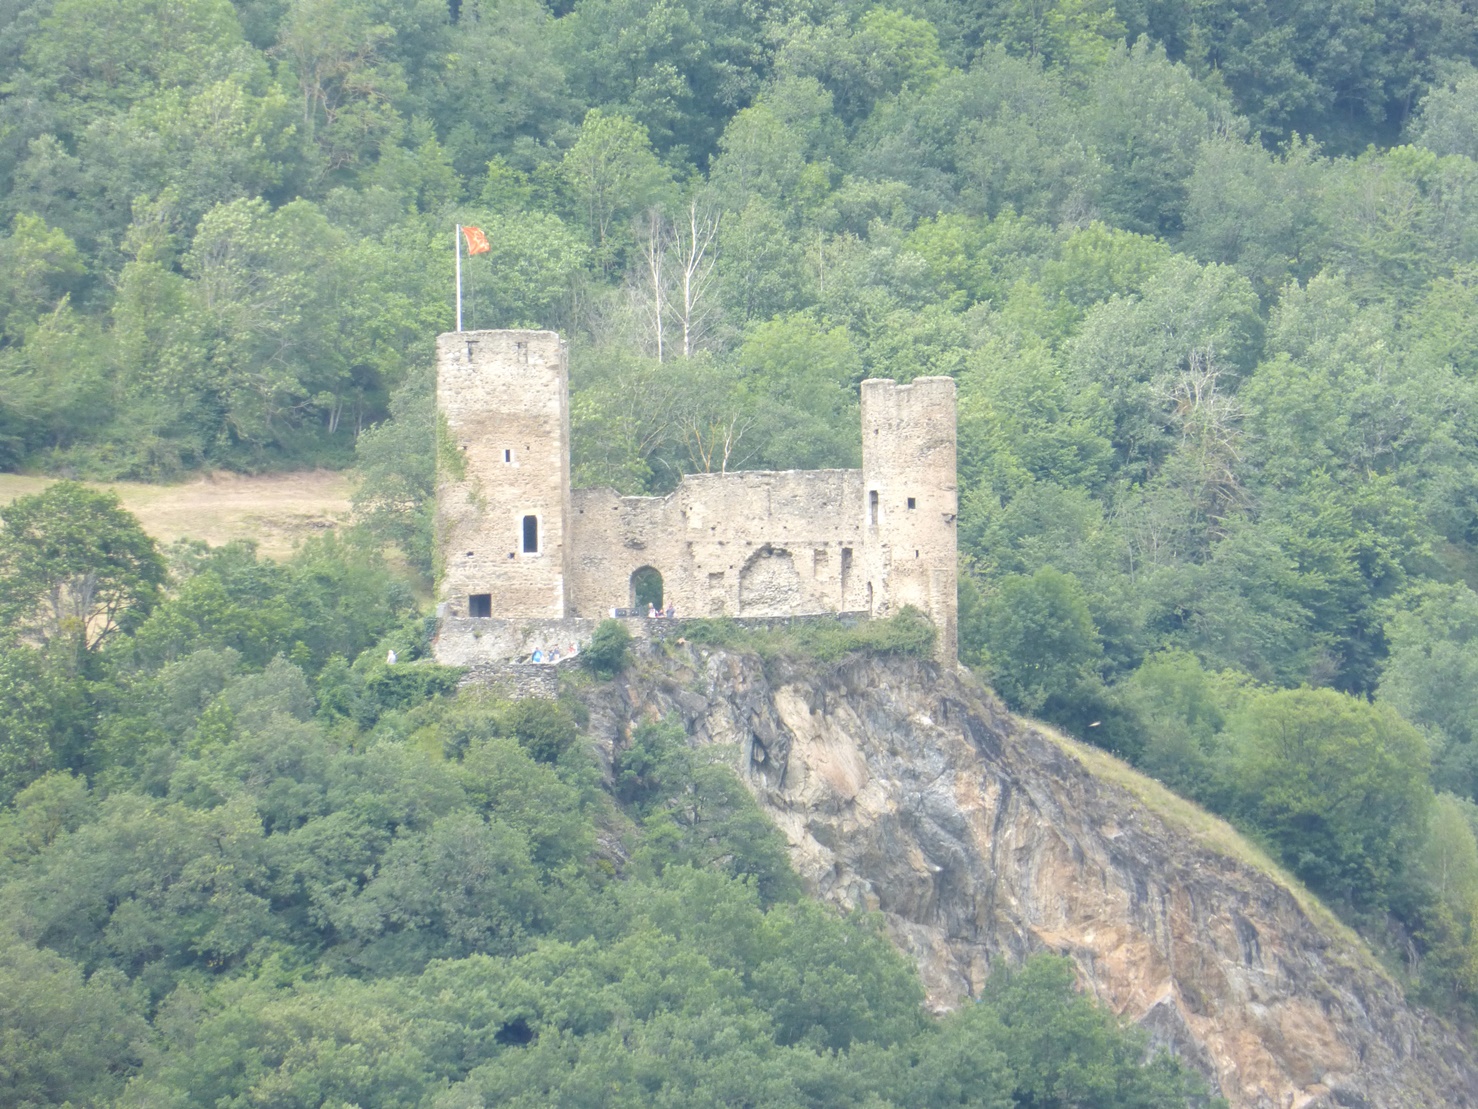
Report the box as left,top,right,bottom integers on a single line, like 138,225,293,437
577,644,1478,1109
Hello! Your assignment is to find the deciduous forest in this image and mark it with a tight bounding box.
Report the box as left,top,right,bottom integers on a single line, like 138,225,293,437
6,0,1478,1101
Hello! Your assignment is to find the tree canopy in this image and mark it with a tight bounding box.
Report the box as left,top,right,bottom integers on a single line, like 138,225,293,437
6,0,1478,1073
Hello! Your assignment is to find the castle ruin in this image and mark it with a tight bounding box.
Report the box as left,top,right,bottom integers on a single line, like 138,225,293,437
433,329,958,665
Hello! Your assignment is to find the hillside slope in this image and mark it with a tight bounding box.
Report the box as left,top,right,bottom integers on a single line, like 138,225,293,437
0,471,352,559
575,645,1478,1108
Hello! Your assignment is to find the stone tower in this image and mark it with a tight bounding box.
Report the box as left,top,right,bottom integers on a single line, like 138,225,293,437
860,377,958,663
436,330,572,619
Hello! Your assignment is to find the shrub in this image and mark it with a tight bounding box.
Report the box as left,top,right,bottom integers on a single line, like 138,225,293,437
500,699,578,763
681,608,936,662
583,619,632,677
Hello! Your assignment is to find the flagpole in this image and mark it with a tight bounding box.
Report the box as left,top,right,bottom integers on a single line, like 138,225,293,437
454,225,463,332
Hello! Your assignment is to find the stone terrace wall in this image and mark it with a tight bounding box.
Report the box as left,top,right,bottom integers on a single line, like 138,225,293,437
435,612,871,671
434,616,602,666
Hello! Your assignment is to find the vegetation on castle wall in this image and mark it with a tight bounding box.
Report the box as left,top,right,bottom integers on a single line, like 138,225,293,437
582,616,633,676
680,607,936,662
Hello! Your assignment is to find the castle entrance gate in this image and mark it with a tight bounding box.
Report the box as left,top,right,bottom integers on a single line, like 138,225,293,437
631,566,664,612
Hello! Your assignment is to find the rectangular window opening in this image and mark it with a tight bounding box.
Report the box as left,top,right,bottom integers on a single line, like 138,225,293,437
906,497,916,509
868,490,879,526
504,448,512,462
522,514,539,553
469,593,492,618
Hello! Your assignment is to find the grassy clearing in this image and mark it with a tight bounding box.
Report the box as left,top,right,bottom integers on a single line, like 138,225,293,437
0,471,354,560
1022,713,1377,968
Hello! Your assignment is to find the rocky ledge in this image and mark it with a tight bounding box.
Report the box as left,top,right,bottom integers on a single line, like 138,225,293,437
575,645,1478,1109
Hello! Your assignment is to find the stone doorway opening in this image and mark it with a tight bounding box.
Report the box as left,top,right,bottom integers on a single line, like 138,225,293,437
631,566,664,612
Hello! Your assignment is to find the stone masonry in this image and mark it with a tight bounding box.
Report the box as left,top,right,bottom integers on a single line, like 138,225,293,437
434,329,958,664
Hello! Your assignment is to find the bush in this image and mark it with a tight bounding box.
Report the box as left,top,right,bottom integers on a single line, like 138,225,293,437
363,664,465,714
500,699,578,763
681,608,937,662
583,619,632,677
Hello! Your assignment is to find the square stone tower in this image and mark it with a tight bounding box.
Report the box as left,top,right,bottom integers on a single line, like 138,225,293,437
860,377,958,663
436,330,572,618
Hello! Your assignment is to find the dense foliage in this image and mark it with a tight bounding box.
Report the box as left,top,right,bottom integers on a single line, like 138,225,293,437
0,494,1213,1107
7,0,1478,1072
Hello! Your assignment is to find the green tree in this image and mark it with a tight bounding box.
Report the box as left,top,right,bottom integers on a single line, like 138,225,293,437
1066,254,1261,483
557,0,772,161
1410,793,1478,1004
1379,583,1478,799
21,0,260,130
987,0,1125,74
0,936,149,1107
561,109,673,268
972,955,1212,1107
977,567,1105,731
0,213,86,342
583,618,632,676
274,0,409,181
1226,687,1432,913
347,811,542,970
1408,64,1478,158
1117,650,1243,804
1085,39,1231,237
430,0,573,178
732,314,861,470
0,643,91,802
1182,137,1327,301
0,482,165,652
452,208,587,329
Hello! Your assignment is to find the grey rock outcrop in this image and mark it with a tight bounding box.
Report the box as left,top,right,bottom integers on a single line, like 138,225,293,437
578,645,1478,1109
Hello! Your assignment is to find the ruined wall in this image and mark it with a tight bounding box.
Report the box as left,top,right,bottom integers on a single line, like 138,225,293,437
567,469,869,617
436,330,571,619
434,330,958,664
859,377,958,663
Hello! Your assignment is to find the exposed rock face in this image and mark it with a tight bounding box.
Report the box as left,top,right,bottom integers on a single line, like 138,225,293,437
580,646,1478,1109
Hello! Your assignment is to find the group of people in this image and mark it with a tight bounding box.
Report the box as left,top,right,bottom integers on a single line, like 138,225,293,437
528,643,578,665
648,602,676,618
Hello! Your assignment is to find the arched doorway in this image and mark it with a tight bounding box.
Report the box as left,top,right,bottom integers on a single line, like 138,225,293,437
631,566,664,612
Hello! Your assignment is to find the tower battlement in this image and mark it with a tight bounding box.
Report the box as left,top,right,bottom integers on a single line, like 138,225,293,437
434,330,958,664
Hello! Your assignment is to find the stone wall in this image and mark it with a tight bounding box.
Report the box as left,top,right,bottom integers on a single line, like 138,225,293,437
438,612,872,678
433,329,959,666
433,615,601,666
567,469,868,618
456,661,564,699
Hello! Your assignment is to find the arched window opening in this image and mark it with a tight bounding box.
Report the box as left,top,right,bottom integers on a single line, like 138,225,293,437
631,566,664,611
522,515,539,553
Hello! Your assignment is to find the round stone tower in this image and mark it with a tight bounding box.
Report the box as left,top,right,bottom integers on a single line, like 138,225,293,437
859,376,958,664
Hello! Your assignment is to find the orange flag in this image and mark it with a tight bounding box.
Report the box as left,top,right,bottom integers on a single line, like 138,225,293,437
461,225,490,255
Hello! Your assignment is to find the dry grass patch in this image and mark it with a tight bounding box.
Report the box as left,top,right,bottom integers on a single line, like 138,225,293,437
0,471,354,560
1025,717,1381,972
